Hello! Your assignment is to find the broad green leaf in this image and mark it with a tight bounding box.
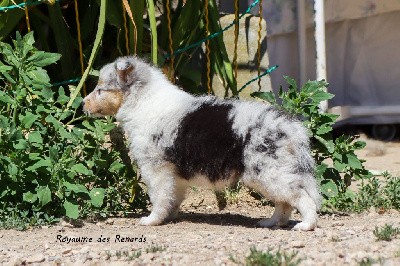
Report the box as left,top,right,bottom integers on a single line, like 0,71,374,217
109,161,125,173
315,135,335,153
315,163,328,179
20,111,39,128
71,163,92,175
316,125,332,135
57,126,72,140
319,113,339,125
63,200,79,219
27,68,51,88
82,120,96,131
251,91,276,104
284,76,297,90
64,182,89,195
301,80,328,94
353,141,367,150
23,31,35,46
23,192,38,203
346,153,363,170
321,180,339,198
333,160,347,172
37,186,52,207
37,87,54,101
27,51,61,67
56,87,69,104
13,139,28,150
28,153,41,160
310,91,334,103
8,163,17,176
26,158,52,171
45,115,62,130
28,131,43,144
71,96,83,109
0,91,15,105
49,146,58,162
89,188,105,207
0,65,12,72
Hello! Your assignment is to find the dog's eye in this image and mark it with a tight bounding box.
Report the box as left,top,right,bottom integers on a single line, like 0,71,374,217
97,89,103,96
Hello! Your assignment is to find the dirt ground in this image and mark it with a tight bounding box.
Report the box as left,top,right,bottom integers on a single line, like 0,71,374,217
0,136,399,266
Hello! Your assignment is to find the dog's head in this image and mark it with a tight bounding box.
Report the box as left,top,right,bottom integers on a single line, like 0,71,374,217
82,56,145,116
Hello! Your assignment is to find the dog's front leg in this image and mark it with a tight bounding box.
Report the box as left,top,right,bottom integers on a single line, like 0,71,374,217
138,163,187,226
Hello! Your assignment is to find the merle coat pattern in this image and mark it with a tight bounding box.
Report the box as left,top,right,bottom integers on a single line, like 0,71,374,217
82,56,321,231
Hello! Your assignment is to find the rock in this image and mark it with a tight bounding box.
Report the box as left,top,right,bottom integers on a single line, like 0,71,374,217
140,252,155,263
62,248,72,255
351,251,368,260
291,240,305,248
61,220,74,228
332,221,344,227
79,246,90,254
9,257,25,265
368,206,378,216
0,255,8,263
26,253,45,263
314,229,326,237
105,219,114,225
47,256,59,262
327,232,341,242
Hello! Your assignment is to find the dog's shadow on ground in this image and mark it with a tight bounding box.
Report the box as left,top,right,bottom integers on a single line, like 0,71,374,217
171,212,297,230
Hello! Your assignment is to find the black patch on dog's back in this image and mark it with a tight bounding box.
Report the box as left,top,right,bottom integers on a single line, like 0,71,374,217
165,101,244,181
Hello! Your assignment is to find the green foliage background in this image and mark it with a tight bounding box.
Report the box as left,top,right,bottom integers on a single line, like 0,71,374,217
0,32,147,228
252,78,400,212
0,0,237,96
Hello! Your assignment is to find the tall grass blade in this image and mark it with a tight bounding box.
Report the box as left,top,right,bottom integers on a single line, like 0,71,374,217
67,0,107,108
146,0,157,65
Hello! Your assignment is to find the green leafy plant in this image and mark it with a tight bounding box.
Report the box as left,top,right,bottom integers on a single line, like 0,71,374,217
1,0,238,97
373,224,400,241
358,257,384,266
334,173,400,213
145,245,166,253
229,246,302,266
215,182,243,210
251,77,371,206
0,32,147,227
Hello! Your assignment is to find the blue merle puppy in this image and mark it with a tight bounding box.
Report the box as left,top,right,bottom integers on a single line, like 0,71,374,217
82,56,321,231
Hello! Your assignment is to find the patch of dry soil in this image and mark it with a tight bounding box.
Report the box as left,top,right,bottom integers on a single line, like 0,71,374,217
0,137,399,265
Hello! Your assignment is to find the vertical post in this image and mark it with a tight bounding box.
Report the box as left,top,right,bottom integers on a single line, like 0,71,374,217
314,0,328,112
297,0,307,86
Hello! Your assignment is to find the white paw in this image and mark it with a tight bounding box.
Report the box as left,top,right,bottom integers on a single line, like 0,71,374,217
292,222,316,231
138,216,163,226
257,218,278,228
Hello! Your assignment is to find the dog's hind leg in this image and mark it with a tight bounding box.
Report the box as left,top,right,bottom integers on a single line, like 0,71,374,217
167,180,188,220
257,202,293,228
290,190,318,231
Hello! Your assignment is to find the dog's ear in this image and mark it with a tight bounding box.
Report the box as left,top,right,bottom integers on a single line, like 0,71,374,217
115,60,135,89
